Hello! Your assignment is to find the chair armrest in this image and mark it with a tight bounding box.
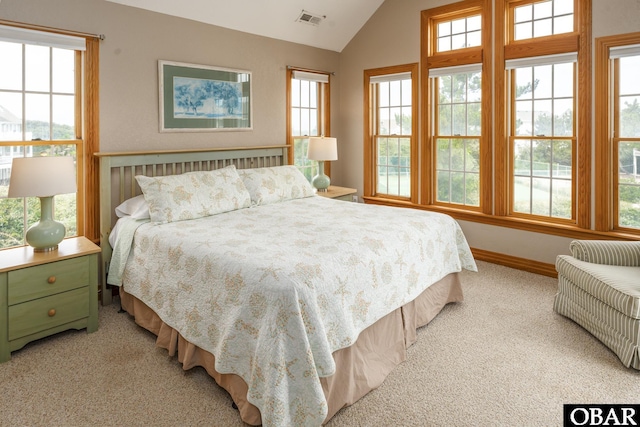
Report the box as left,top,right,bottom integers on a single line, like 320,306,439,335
569,240,640,266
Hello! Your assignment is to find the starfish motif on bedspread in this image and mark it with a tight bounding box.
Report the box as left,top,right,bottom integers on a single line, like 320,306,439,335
256,266,285,283
333,278,352,304
112,193,478,426
269,357,298,387
394,248,408,271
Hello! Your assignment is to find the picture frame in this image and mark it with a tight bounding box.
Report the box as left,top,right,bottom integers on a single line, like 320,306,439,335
158,60,252,132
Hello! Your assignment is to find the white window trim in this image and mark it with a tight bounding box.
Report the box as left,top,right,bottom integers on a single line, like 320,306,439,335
505,52,577,69
429,63,482,77
291,70,329,83
609,44,640,59
370,72,412,83
0,24,86,51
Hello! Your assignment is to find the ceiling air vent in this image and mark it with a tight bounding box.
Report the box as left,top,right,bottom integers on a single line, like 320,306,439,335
296,10,326,26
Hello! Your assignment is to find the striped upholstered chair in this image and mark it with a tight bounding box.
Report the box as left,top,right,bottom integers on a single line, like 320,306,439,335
554,240,640,369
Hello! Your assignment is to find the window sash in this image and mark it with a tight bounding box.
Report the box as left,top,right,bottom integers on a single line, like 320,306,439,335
612,54,640,231
507,58,576,221
433,136,481,207
288,70,330,178
375,135,412,198
372,77,413,137
433,14,483,53
430,66,483,209
365,64,418,201
509,0,575,41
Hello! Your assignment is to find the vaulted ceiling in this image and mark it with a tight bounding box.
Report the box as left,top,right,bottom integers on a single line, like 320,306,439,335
105,0,385,52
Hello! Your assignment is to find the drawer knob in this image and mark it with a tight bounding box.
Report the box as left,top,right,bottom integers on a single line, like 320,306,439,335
48,309,56,317
47,276,56,284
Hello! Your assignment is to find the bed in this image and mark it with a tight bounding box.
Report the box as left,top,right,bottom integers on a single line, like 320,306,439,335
96,146,477,427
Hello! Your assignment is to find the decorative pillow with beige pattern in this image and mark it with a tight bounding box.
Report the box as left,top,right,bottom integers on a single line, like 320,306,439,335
238,165,316,206
136,165,251,224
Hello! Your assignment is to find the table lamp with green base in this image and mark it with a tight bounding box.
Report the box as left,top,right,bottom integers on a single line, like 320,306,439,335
307,136,338,192
8,156,77,252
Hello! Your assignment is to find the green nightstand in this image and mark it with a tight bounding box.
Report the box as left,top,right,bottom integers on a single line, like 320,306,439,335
0,237,100,363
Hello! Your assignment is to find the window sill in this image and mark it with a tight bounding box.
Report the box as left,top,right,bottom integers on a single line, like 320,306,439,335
362,196,640,242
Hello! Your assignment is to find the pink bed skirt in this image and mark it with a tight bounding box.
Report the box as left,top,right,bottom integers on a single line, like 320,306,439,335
119,272,462,425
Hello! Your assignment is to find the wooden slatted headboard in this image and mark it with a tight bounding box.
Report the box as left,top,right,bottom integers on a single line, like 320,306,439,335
94,145,289,305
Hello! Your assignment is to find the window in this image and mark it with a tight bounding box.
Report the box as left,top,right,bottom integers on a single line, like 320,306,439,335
363,0,591,237
287,68,330,181
496,0,590,228
420,0,491,213
614,52,640,230
431,65,482,207
512,0,574,40
507,56,576,219
364,65,417,200
436,14,482,51
0,23,100,250
595,34,640,234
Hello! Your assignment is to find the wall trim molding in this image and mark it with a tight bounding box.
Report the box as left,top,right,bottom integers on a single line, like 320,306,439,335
471,248,557,278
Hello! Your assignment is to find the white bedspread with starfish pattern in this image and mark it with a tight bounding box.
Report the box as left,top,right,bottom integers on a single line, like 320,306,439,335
109,196,477,426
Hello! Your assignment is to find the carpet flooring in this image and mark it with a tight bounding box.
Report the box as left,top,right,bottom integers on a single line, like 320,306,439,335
2,260,639,426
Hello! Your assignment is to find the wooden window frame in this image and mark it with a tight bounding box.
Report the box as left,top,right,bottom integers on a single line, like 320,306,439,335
364,0,601,242
421,0,492,214
363,63,419,203
286,67,331,179
506,60,577,223
0,21,100,247
595,31,640,237
431,67,483,211
495,0,590,229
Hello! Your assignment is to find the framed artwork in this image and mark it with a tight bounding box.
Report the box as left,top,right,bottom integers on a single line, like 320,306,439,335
158,60,252,132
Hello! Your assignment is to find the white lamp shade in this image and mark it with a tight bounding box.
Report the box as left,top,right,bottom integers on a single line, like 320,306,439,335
307,137,338,161
8,156,77,197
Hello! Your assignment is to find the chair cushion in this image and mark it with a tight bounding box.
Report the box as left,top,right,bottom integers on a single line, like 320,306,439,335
556,255,640,319
570,240,640,266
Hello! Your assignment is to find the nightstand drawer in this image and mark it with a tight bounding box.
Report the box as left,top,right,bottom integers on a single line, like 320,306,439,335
8,257,89,305
8,287,90,341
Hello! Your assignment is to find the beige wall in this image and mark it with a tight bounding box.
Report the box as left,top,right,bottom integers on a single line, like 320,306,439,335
336,0,640,265
2,0,639,265
0,0,340,152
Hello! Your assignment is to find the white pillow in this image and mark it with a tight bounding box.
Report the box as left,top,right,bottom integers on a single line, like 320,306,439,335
237,165,316,206
135,165,252,224
115,194,150,220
